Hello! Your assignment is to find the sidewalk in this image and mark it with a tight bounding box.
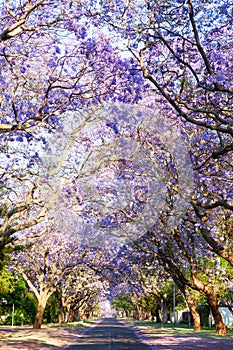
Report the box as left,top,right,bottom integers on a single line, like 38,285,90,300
0,320,98,349
126,320,233,350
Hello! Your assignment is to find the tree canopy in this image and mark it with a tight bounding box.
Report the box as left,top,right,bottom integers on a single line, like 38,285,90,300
0,0,232,335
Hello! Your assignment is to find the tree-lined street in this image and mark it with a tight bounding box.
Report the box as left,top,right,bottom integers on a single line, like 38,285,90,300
0,0,233,344
65,318,151,350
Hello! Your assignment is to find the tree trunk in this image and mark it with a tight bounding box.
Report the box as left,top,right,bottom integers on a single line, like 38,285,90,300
33,293,51,329
161,303,168,323
138,306,143,320
68,307,75,322
191,274,226,335
145,311,152,321
58,310,65,324
207,293,227,335
33,301,46,328
183,288,201,331
155,308,161,323
57,296,65,323
65,305,70,323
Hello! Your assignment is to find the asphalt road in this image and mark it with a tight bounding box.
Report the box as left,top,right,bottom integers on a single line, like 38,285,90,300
64,318,151,349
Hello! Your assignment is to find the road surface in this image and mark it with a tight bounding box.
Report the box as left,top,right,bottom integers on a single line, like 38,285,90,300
64,318,151,349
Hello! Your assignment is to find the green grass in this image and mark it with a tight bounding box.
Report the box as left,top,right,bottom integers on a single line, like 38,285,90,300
123,319,233,340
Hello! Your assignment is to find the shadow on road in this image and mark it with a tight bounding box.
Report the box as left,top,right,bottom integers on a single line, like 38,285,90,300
64,318,151,349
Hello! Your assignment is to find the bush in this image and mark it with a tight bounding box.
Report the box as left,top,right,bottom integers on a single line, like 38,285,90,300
4,309,24,326
43,294,59,324
21,293,37,324
3,293,37,325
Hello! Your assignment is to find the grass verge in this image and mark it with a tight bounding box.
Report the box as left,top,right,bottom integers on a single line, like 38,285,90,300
122,318,233,340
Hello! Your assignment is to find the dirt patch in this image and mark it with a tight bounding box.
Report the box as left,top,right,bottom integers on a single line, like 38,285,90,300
133,326,233,350
137,331,233,350
0,323,91,350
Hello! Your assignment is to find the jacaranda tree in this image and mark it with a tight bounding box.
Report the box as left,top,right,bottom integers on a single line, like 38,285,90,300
11,224,96,328
0,0,146,255
84,0,233,265
1,0,233,335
